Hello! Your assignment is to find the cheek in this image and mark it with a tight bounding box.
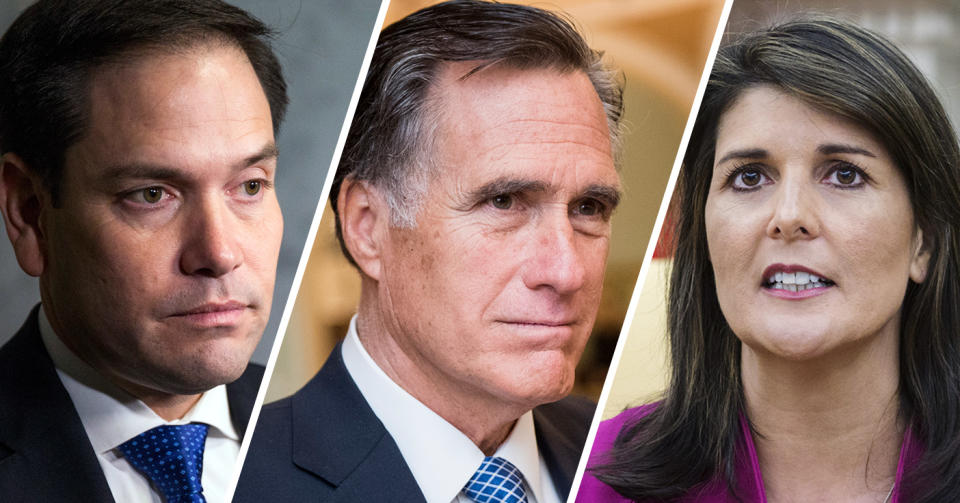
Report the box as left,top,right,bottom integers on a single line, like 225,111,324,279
579,238,610,306
705,196,770,322
706,201,747,286
380,226,452,328
834,206,915,298
51,211,156,284
441,229,518,317
240,203,284,286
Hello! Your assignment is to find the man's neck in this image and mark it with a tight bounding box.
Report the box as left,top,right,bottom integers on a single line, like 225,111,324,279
111,380,203,421
38,306,202,421
355,306,526,455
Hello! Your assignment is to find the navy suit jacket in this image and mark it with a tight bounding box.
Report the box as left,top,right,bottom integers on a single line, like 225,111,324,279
234,343,595,502
0,307,264,502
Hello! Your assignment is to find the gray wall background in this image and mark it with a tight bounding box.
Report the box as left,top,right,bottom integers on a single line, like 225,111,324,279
0,0,384,364
728,0,960,133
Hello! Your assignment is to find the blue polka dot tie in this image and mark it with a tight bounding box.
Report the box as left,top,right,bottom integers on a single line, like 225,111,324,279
463,456,530,503
118,423,209,503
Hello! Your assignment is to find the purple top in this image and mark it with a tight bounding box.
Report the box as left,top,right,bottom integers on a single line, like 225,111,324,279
576,404,923,502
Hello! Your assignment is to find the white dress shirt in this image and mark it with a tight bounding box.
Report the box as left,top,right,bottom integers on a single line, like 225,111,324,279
38,306,240,503
341,316,563,503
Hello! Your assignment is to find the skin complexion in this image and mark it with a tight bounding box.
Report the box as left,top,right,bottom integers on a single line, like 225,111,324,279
4,44,283,419
344,64,619,452
707,85,927,362
705,85,929,501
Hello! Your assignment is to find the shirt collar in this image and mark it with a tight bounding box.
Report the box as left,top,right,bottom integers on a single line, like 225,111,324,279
341,316,545,503
38,305,239,454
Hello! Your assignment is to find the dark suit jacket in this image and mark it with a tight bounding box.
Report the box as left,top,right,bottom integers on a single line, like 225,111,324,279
234,343,595,502
0,307,265,502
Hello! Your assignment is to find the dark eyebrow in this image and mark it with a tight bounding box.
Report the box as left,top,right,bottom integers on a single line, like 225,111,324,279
817,143,876,158
468,178,549,201
98,164,182,182
582,184,622,209
466,177,621,210
715,148,768,165
715,144,878,167
99,143,279,182
244,143,279,167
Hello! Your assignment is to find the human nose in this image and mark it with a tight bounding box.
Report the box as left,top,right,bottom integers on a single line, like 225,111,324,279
520,212,587,294
766,176,820,241
179,196,243,277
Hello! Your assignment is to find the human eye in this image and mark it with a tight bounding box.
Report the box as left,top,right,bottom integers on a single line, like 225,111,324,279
475,190,530,231
235,178,272,201
464,179,538,226
822,161,867,189
122,186,173,207
243,180,262,196
487,192,521,211
571,197,610,220
727,164,771,191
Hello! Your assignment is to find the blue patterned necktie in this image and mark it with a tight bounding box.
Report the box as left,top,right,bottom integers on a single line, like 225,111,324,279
463,456,530,503
117,423,210,503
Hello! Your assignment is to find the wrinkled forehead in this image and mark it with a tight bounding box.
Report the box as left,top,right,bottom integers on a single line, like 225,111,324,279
430,61,608,134
425,61,615,183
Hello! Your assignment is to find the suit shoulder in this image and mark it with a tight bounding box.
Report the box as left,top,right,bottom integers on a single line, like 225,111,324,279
233,363,265,392
257,395,294,423
243,394,294,458
533,394,596,449
537,395,596,424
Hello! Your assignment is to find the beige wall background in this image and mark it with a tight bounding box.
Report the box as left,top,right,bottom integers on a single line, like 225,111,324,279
265,0,726,403
602,0,960,419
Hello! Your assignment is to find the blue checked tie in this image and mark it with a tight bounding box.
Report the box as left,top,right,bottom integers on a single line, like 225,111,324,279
118,423,209,503
463,456,530,503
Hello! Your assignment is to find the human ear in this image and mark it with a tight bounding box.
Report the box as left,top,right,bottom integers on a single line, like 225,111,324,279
909,227,931,283
0,153,46,277
337,177,387,281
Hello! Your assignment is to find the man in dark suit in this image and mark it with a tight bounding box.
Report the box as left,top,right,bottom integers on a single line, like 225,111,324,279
236,2,624,501
0,1,287,501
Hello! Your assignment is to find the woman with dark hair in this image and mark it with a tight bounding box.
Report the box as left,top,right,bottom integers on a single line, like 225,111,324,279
578,17,960,503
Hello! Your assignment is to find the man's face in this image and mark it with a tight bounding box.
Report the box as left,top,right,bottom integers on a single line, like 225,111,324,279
38,44,282,396
375,64,619,412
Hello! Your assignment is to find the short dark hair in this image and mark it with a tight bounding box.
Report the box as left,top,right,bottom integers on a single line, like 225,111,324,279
0,0,288,203
595,17,960,502
330,0,623,264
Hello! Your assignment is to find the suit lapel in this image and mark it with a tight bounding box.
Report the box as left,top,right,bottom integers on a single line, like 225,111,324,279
533,398,595,502
290,345,426,502
226,364,264,438
0,307,115,501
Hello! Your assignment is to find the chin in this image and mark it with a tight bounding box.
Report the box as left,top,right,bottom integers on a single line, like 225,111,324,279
147,338,257,395
741,327,835,361
506,353,577,406
149,362,249,395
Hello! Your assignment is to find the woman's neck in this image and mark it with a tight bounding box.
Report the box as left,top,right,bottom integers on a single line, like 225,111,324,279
741,331,903,502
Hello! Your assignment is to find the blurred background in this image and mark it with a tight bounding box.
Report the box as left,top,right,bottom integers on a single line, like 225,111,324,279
265,0,726,402
603,0,960,419
0,0,383,363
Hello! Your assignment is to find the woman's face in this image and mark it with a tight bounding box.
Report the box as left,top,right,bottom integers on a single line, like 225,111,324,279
705,86,929,360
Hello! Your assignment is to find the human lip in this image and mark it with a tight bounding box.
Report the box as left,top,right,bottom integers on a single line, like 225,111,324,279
498,318,576,328
496,318,577,341
169,301,248,327
761,264,835,298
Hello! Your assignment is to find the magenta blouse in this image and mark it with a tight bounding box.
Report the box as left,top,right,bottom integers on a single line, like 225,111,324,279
576,404,923,502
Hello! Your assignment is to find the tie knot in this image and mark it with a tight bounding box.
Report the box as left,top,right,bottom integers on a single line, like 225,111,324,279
118,423,209,503
463,456,529,503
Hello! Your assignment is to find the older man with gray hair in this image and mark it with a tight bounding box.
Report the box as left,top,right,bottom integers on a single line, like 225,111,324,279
236,1,623,501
